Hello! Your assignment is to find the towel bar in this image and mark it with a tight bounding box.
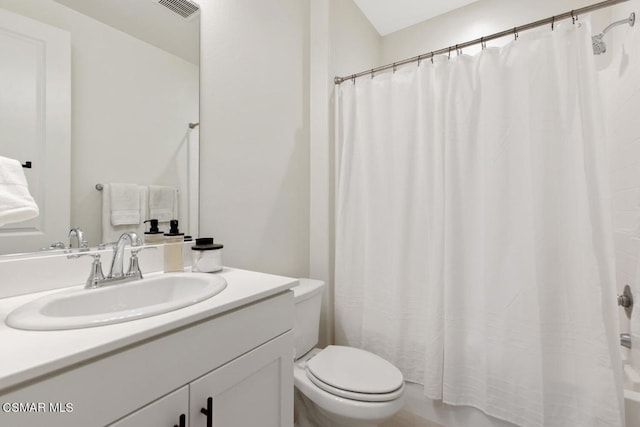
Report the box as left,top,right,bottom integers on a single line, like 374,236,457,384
95,183,178,192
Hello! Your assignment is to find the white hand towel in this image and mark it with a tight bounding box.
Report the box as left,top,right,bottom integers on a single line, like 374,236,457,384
102,184,147,243
0,156,39,226
149,185,178,222
109,183,141,226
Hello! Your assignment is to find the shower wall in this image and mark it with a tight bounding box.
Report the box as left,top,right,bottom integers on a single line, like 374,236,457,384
606,0,640,376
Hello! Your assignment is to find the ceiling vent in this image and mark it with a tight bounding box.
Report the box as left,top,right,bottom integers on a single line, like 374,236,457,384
151,0,200,20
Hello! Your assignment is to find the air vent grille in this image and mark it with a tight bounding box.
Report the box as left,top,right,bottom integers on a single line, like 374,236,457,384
154,0,200,20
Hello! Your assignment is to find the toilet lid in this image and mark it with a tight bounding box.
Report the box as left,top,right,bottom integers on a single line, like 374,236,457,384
306,346,403,399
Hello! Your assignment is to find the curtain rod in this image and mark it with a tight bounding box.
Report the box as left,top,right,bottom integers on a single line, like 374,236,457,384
334,0,630,84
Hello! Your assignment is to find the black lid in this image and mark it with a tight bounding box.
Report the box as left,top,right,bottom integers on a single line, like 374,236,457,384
164,219,184,236
144,219,163,234
192,237,223,251
184,235,193,242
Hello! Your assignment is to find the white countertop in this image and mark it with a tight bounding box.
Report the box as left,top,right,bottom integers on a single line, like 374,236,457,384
0,267,297,392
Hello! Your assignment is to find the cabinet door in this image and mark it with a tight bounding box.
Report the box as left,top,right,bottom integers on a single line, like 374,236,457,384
109,386,188,427
190,332,293,427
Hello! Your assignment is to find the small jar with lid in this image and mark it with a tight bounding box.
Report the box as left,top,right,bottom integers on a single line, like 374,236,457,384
191,237,223,273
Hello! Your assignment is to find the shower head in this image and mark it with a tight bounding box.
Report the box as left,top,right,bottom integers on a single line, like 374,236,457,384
592,34,607,55
592,12,635,55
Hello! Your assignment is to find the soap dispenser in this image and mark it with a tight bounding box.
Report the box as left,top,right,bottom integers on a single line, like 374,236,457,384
143,219,164,244
164,219,184,273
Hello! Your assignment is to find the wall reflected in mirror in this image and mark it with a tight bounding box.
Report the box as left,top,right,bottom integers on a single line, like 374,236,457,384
0,0,199,256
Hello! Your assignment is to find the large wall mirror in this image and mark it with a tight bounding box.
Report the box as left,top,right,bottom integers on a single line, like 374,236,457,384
0,0,199,256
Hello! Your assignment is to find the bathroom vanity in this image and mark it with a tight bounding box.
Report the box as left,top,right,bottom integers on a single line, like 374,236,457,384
0,267,296,427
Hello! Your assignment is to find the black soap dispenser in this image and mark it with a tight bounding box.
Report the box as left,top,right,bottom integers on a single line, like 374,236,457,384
143,219,164,244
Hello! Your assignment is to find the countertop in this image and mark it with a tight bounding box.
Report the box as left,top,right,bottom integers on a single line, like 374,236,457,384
0,267,297,392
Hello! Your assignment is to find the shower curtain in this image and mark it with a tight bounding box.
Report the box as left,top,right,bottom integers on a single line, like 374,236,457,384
334,21,623,427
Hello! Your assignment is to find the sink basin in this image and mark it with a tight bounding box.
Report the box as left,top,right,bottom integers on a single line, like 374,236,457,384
6,273,227,330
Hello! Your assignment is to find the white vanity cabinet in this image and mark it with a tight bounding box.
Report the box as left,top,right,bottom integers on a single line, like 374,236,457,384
190,332,292,427
109,386,189,427
0,290,294,427
109,332,292,427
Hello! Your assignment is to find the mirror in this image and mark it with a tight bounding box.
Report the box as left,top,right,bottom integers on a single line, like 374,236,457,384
0,0,199,256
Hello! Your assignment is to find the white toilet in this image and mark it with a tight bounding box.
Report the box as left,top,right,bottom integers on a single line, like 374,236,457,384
293,279,405,427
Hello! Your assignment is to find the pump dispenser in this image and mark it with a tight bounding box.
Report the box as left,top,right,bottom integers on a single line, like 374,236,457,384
164,219,184,272
144,219,164,244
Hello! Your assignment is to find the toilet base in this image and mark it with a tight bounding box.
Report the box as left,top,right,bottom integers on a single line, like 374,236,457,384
295,388,381,427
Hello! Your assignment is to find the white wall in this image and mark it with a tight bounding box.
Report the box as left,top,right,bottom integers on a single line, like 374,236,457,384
309,0,381,347
0,0,199,246
380,0,610,63
199,0,310,278
604,0,640,373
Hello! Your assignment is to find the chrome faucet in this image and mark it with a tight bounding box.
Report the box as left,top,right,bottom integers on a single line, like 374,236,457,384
621,333,632,349
68,228,89,251
78,232,148,289
108,232,143,280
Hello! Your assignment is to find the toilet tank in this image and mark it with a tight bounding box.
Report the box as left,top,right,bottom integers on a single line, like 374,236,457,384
293,278,326,359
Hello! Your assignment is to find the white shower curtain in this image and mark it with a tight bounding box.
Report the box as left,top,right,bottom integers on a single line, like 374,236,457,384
335,22,623,427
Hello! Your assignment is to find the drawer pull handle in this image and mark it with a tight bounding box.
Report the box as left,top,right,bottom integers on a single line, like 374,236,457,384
200,397,213,427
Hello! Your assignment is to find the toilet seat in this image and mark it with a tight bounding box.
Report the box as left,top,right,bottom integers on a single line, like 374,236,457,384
305,346,404,402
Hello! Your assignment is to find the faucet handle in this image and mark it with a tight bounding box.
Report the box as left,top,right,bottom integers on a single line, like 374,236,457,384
71,253,105,288
618,284,634,319
42,241,67,251
126,246,157,280
87,254,106,288
97,241,117,250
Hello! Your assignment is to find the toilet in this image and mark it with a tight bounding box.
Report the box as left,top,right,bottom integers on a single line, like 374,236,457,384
293,279,405,427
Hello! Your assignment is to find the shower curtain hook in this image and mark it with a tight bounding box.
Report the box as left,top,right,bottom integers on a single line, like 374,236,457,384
448,46,451,59
371,69,374,79
352,74,356,84
571,10,576,24
431,52,434,64
393,62,397,73
551,15,555,31
513,27,518,40
481,36,486,50
417,55,421,67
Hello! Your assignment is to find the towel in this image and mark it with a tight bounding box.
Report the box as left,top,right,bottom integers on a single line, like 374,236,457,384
102,183,147,243
0,156,39,226
109,183,142,225
148,185,178,222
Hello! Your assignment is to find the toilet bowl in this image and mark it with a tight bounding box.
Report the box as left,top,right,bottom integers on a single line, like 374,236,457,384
293,279,405,427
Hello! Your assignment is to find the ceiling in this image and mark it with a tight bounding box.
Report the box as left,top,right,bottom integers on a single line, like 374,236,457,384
53,0,199,65
352,0,481,36
51,0,480,62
